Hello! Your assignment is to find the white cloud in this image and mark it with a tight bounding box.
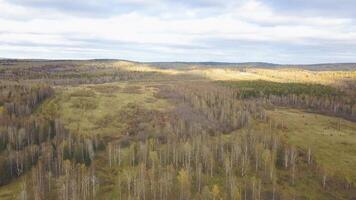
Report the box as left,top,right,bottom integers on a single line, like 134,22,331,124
0,0,356,63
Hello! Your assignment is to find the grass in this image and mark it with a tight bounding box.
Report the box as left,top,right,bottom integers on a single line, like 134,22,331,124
0,178,23,200
265,108,356,184
234,108,356,199
246,68,356,87
39,82,172,137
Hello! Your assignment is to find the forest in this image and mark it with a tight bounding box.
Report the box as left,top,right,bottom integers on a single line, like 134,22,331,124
0,59,355,200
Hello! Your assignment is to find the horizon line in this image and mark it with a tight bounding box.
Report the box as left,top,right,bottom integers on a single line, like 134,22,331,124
2,57,356,66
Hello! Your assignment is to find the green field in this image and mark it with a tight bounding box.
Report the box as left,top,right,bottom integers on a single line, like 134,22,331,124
267,109,356,184
39,82,172,137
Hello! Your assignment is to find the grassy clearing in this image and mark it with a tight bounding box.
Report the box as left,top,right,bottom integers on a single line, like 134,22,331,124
189,68,263,81
237,108,356,199
0,178,23,200
40,82,172,137
265,109,356,184
246,68,356,86
110,61,356,90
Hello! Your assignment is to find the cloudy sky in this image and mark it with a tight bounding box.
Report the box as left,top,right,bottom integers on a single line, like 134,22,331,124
0,0,355,64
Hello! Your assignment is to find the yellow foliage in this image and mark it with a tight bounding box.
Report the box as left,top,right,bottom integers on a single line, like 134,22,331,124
212,184,220,200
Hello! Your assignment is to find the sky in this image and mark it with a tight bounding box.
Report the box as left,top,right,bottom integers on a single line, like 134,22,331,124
0,0,356,64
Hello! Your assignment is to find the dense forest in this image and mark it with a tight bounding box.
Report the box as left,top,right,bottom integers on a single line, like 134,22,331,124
0,60,355,199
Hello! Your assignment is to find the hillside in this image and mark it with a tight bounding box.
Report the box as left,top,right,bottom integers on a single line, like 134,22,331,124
146,61,356,71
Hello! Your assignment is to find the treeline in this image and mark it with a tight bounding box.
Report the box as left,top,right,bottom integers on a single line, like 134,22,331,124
106,130,285,199
157,84,266,133
219,80,356,121
0,83,101,199
0,61,197,86
219,80,342,98
1,113,101,199
0,83,54,185
0,84,53,117
20,120,101,200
